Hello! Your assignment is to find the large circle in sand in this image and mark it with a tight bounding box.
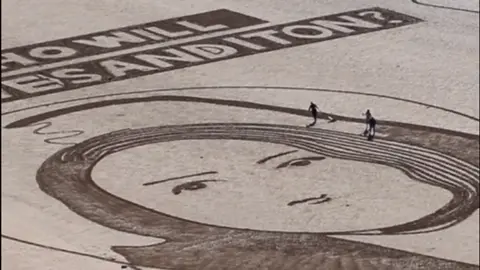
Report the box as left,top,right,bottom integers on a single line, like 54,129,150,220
93,138,449,233
38,123,479,235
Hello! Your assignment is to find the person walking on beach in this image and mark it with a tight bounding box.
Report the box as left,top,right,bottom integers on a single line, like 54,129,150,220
307,102,319,127
306,102,336,127
363,109,376,140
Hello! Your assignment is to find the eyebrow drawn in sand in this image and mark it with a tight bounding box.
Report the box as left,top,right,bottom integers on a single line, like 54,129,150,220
256,150,299,164
143,171,218,186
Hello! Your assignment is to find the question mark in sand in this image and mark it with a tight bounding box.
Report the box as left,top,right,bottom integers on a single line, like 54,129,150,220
358,10,403,24
358,11,385,21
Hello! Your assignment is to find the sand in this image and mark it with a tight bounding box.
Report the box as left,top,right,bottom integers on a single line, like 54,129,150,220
2,0,479,269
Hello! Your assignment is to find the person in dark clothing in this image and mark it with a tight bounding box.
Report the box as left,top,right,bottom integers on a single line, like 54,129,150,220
362,109,376,140
307,102,319,127
367,116,376,140
306,102,336,127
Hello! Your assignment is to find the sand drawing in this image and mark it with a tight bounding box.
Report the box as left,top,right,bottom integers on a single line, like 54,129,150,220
2,4,478,269
4,85,478,269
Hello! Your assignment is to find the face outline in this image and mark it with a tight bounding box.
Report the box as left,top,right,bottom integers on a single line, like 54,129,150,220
3,90,477,235
4,87,478,269
92,138,452,234
49,120,471,239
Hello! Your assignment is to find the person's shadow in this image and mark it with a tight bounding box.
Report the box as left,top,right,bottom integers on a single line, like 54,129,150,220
306,118,336,128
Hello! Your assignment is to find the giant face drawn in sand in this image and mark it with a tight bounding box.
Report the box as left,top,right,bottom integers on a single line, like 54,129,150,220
4,86,479,269
89,126,471,234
